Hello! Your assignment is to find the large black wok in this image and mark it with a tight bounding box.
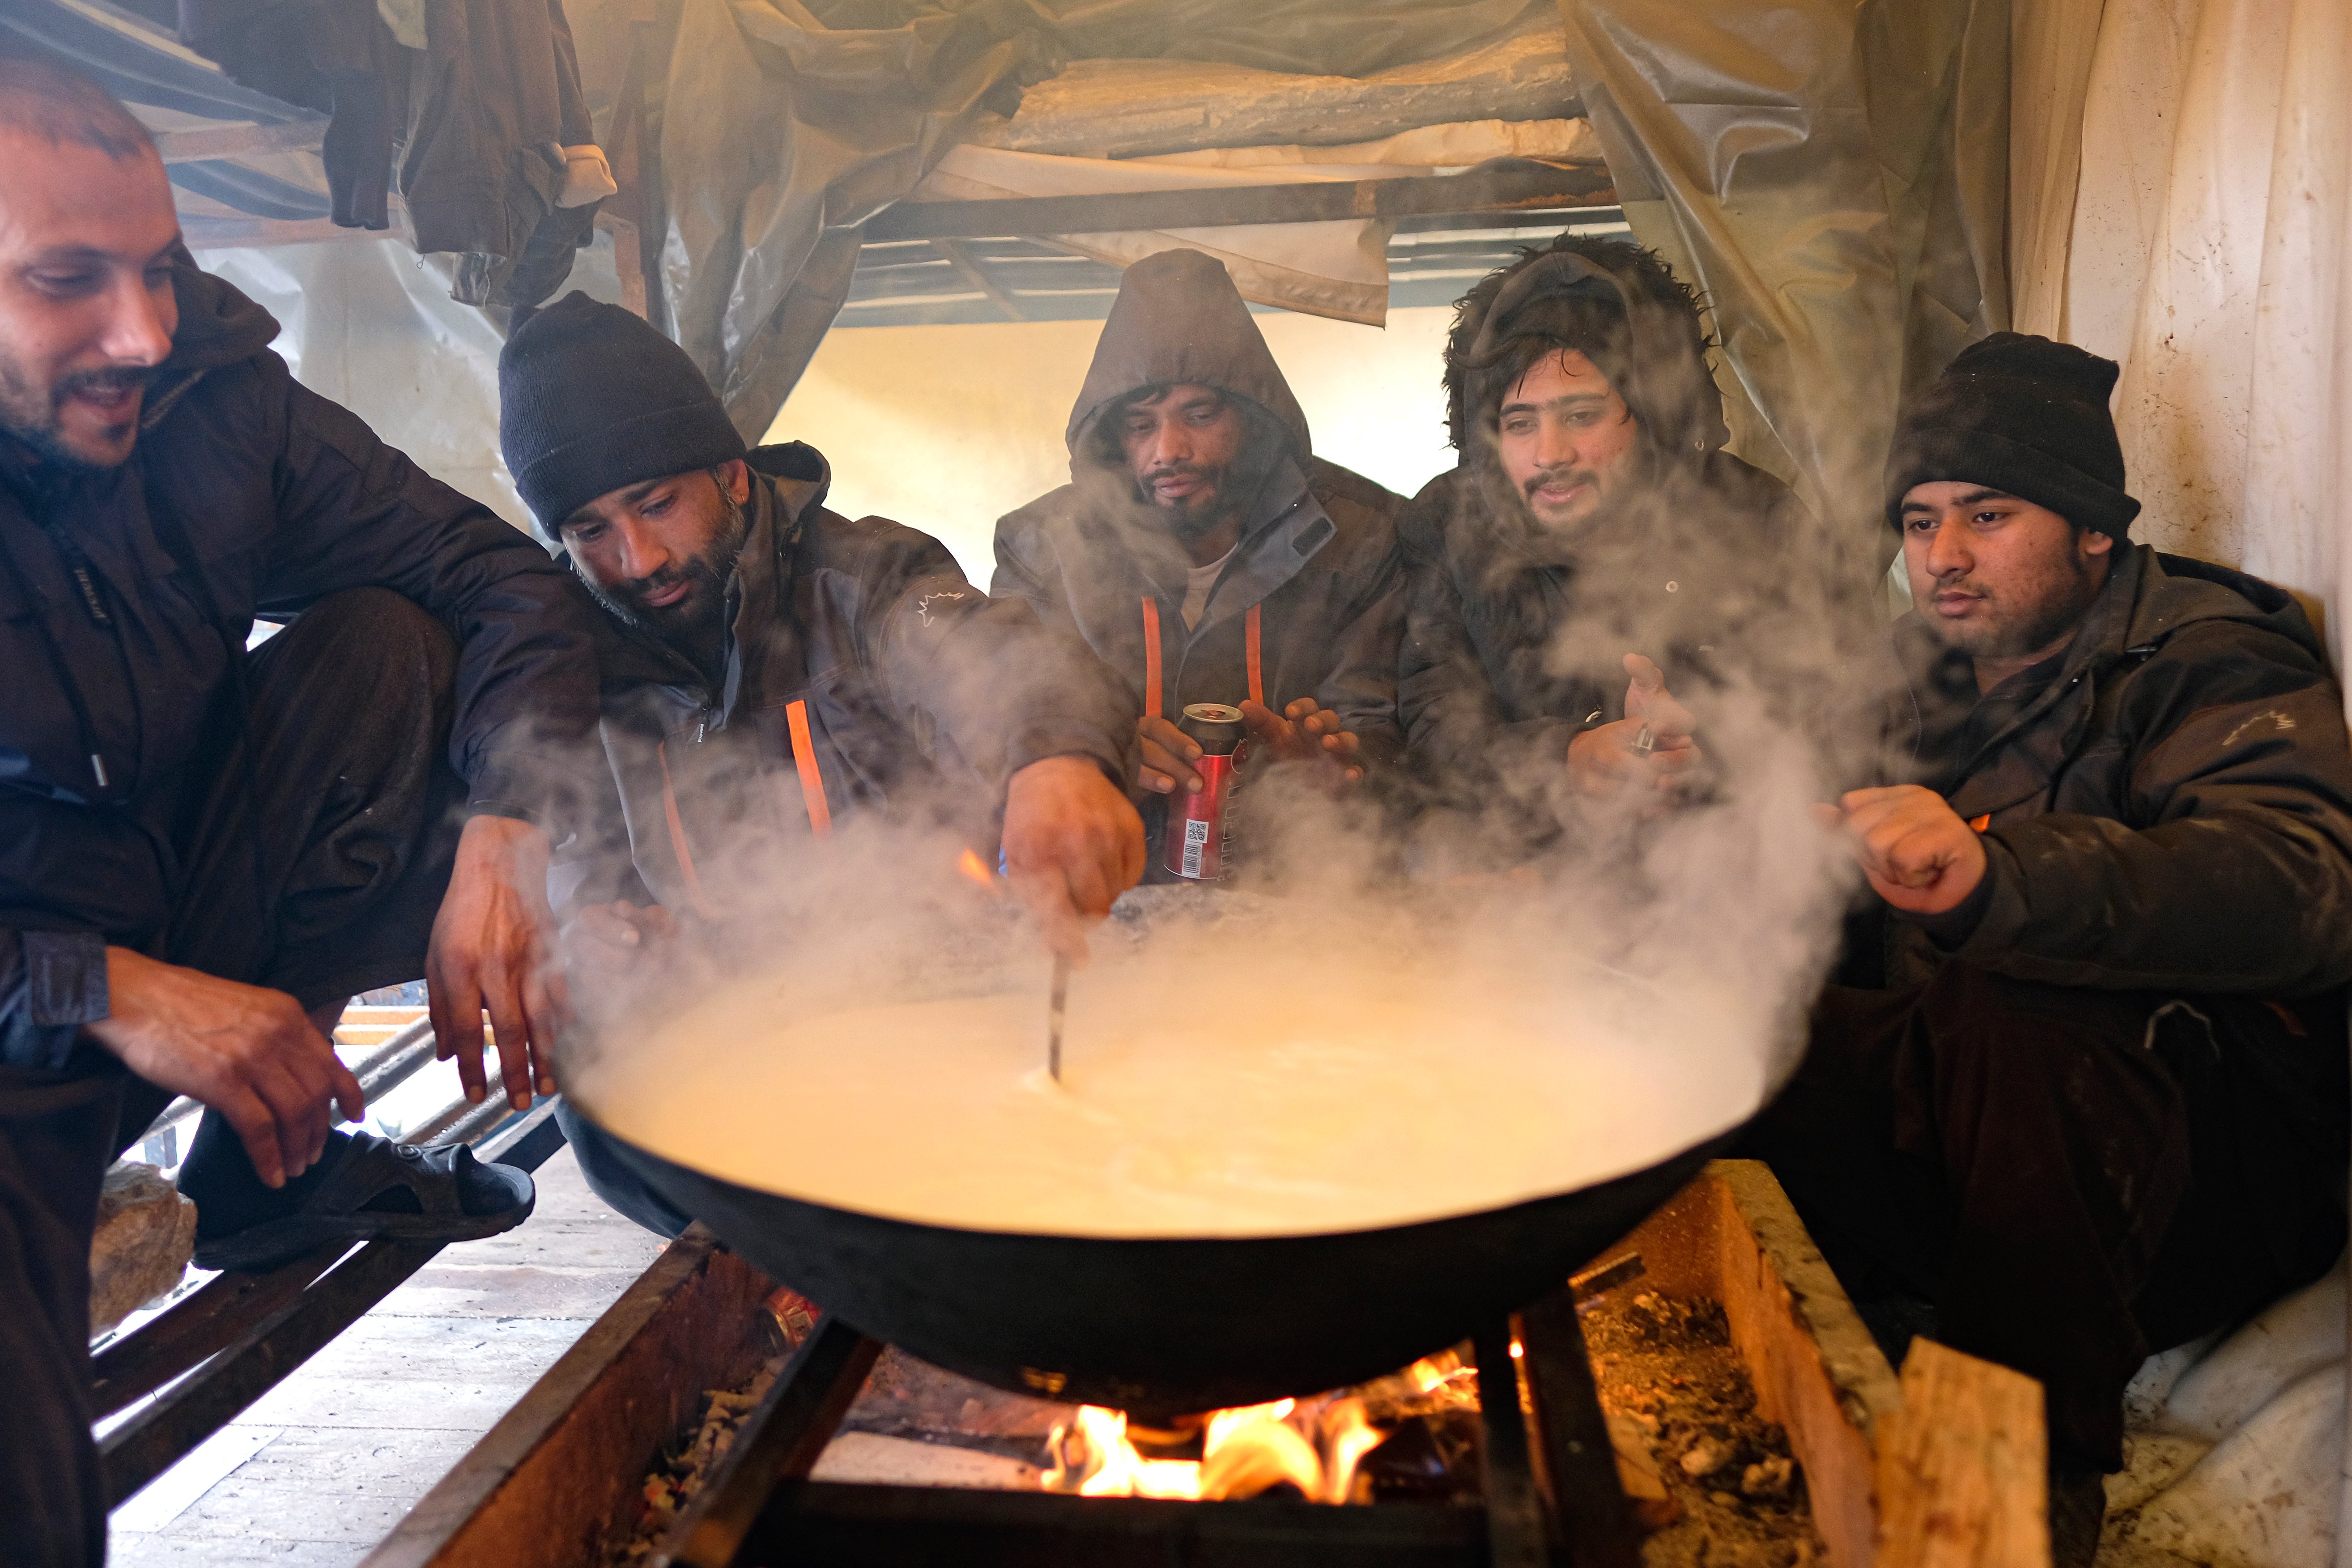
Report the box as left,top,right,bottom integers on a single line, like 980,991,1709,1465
596,1117,1738,1417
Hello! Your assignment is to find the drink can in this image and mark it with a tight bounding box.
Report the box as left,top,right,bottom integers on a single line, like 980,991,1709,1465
1166,703,1245,880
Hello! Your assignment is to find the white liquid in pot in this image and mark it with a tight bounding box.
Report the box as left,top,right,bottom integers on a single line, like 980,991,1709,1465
578,961,1766,1239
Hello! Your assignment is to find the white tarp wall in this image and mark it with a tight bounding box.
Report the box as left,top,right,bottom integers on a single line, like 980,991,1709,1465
2011,2,2352,1564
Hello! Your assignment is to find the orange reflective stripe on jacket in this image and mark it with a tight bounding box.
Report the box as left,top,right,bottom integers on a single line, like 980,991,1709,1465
1141,595,1263,717
655,739,717,920
786,698,832,837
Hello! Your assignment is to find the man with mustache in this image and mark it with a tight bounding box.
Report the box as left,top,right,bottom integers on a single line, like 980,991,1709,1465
1754,335,2352,1562
0,59,601,1564
497,293,1144,1235
992,250,1406,880
1398,235,1812,857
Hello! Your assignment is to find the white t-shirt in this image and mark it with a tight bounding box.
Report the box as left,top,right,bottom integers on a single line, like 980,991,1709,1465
1180,545,1237,631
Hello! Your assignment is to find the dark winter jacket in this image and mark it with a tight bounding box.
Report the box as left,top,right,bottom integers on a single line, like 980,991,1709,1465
1397,242,1832,846
0,258,601,1070
558,442,1135,918
990,250,1406,878
1887,543,2352,998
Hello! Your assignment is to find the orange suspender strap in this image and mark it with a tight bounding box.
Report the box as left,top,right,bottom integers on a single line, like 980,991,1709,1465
655,739,717,920
1140,596,1164,719
1245,602,1264,709
786,698,833,838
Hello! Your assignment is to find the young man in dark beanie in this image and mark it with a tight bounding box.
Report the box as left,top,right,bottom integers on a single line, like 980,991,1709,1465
1396,234,1848,861
498,292,1145,1235
991,250,1403,884
1752,331,2352,1558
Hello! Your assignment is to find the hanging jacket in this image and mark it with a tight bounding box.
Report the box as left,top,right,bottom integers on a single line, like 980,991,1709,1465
0,256,601,1071
989,249,1407,879
559,442,1135,919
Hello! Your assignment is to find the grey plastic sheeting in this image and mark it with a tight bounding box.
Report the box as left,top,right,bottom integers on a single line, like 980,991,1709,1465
1557,0,2011,565
656,0,1550,439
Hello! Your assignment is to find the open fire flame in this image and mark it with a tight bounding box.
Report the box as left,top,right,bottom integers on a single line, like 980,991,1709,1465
1039,1352,1477,1504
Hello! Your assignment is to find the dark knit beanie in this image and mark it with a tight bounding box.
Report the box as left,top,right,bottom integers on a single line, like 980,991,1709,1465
1883,332,2139,537
499,292,746,536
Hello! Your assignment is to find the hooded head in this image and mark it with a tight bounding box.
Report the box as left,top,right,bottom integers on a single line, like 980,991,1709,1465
1062,251,1310,553
1882,332,2138,539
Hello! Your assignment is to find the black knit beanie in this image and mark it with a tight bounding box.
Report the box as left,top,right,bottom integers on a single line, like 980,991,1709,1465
499,292,746,536
1883,332,2139,537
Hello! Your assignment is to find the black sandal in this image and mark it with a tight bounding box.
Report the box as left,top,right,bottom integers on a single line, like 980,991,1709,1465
191,1133,535,1273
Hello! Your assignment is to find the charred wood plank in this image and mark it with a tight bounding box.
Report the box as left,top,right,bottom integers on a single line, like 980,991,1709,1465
863,165,1616,242
659,1312,885,1568
359,1230,775,1568
1518,1284,1642,1567
736,1482,1489,1567
1473,1322,1548,1568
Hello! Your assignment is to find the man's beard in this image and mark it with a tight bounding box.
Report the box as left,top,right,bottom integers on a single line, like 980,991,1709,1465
0,348,154,472
1132,435,1282,544
580,486,751,673
1933,550,2105,662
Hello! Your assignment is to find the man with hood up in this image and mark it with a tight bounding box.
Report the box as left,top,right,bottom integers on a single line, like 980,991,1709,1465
0,60,598,1565
1397,234,1818,855
992,249,1408,881
497,293,1145,1238
1756,335,2352,1559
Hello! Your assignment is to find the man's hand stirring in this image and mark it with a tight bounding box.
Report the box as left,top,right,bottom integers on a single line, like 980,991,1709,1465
427,814,567,1112
1003,756,1146,961
1815,785,1987,914
84,950,365,1189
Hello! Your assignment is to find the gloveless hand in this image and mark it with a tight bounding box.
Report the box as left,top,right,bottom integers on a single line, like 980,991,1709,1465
1816,785,1987,914
1238,697,1364,786
1137,714,1204,795
1003,755,1146,961
85,949,364,1188
1566,653,1702,803
427,814,567,1111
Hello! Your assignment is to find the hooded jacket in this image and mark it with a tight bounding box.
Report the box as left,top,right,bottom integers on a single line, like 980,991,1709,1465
1885,543,2352,997
560,442,1134,918
990,250,1407,876
1397,241,1811,837
0,258,600,1070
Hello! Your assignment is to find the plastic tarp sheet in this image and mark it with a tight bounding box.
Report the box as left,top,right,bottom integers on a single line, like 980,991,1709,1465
906,119,1599,327
1554,0,2010,569
654,0,1569,437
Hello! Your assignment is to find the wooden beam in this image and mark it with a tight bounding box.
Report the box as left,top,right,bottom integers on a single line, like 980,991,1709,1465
1875,1340,2051,1568
99,1100,568,1505
863,164,1616,242
358,1231,776,1568
154,119,331,164
930,238,1029,321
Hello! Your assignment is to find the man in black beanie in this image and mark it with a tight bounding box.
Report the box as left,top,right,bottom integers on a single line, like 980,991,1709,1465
498,293,1145,1236
1750,331,2352,1555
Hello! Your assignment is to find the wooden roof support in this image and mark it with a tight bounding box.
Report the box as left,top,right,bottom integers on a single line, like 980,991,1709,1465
154,119,331,164
865,162,1616,243
930,238,1030,322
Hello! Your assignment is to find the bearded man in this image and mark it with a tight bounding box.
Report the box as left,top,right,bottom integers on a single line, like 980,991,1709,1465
991,249,1406,881
0,59,602,1566
1754,335,2352,1562
1398,235,1820,858
496,293,1144,1237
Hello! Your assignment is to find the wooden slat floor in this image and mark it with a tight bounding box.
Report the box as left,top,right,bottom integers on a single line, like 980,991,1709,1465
108,1146,668,1566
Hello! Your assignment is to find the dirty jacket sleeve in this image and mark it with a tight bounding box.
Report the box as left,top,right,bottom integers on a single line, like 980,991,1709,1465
1946,621,2352,995
847,521,1134,793
238,357,603,831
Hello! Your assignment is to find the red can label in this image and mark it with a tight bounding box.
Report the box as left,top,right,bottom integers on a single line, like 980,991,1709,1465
1167,752,1237,880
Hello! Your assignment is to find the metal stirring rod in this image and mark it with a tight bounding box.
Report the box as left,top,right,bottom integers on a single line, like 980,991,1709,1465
1046,953,1069,1082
